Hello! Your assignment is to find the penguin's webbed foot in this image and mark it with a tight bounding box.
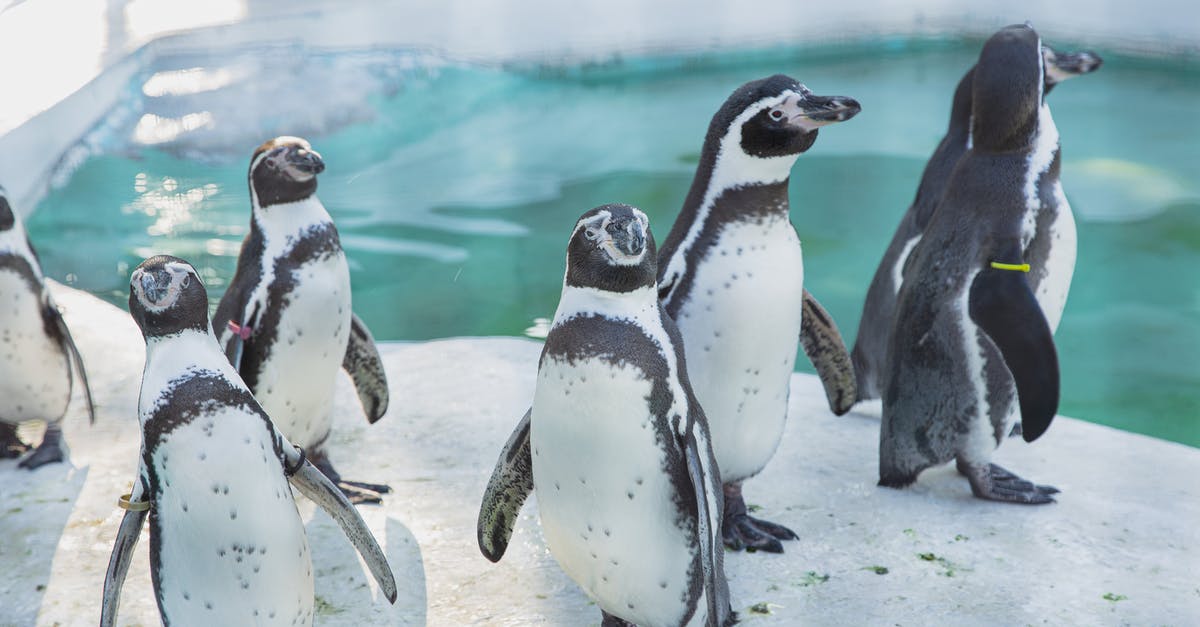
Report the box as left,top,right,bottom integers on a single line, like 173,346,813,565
600,610,635,626
0,423,30,459
18,431,65,470
310,451,391,505
961,461,1058,504
724,514,797,553
722,484,797,553
338,483,386,505
340,479,393,495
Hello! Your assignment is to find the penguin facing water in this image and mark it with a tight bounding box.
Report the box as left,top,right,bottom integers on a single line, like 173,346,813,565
851,37,1101,401
880,24,1065,504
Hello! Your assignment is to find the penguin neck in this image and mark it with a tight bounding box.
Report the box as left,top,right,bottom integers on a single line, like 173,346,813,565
250,195,332,241
140,328,239,420
552,284,660,329
143,327,223,371
0,210,35,262
695,132,798,216
1020,101,1061,244
661,135,796,271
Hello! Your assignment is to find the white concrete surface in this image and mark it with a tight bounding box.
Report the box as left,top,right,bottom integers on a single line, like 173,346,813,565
0,285,1196,626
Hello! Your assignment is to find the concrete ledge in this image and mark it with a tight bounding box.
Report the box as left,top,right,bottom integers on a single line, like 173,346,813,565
0,285,1196,625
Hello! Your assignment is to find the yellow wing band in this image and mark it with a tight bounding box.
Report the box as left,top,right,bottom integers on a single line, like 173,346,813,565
990,261,1031,273
118,493,150,512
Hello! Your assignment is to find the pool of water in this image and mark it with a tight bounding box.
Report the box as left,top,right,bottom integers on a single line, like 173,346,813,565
25,39,1200,447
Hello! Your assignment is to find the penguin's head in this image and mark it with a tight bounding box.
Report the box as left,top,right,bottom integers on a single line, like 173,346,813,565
248,136,325,208
971,24,1044,152
709,74,860,161
0,186,14,232
565,204,656,293
1042,44,1102,95
128,255,210,338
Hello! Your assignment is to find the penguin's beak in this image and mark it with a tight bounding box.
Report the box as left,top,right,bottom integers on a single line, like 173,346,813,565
135,268,172,306
783,91,861,132
1044,46,1103,85
286,146,325,176
608,216,647,258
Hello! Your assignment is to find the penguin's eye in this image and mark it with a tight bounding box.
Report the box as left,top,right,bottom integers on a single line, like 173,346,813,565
584,228,601,241
179,274,191,289
769,109,785,121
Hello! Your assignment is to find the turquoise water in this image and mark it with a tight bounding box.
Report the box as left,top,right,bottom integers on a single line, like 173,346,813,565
26,40,1200,447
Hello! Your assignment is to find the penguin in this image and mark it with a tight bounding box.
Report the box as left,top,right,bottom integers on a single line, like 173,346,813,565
477,205,733,627
879,24,1063,504
101,255,397,626
0,186,95,469
656,75,860,552
851,38,1101,402
212,136,391,503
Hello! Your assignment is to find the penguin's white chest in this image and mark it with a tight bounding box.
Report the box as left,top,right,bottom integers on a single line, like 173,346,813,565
1025,106,1075,333
253,251,352,448
1034,185,1076,333
150,405,313,625
0,270,69,424
672,218,805,482
952,279,1015,462
891,234,923,296
531,356,698,627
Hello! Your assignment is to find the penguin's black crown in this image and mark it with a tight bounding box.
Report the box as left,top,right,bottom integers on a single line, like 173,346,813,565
565,204,656,293
129,255,210,338
971,24,1043,152
707,74,861,160
249,136,325,208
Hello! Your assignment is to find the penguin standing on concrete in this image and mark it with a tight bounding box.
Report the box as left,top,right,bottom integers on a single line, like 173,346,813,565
851,37,1101,402
478,205,733,627
0,187,94,469
212,136,391,503
101,255,396,626
879,24,1064,503
657,75,860,552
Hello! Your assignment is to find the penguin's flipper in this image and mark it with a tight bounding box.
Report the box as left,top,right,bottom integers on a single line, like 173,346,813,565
968,259,1060,442
679,414,729,627
282,443,399,604
477,409,534,563
43,297,96,424
799,289,857,415
342,313,389,423
101,477,149,627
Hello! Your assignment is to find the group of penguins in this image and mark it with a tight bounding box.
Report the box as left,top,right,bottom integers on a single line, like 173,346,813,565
0,23,1101,627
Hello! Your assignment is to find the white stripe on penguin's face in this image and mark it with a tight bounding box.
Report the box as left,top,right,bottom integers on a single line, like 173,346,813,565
131,262,197,313
570,209,650,269
660,90,805,294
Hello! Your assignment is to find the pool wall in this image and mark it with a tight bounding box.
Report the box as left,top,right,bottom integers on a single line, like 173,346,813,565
0,0,1196,212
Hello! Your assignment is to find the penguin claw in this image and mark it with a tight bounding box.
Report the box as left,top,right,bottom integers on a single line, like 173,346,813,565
310,452,390,503
18,441,65,470
724,515,786,553
963,462,1057,505
745,515,799,541
721,484,795,553
338,483,384,505
340,479,393,495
